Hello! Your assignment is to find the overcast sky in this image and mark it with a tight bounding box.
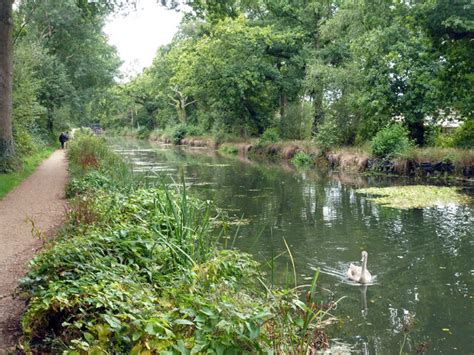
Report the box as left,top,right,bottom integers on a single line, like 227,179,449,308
103,0,183,80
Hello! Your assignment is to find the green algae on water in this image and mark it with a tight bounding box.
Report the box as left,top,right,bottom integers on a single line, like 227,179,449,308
356,185,472,209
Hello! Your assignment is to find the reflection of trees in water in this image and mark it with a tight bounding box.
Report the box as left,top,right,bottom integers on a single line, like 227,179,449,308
118,140,474,353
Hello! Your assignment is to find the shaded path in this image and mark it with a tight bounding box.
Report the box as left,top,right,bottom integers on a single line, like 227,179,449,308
0,150,68,349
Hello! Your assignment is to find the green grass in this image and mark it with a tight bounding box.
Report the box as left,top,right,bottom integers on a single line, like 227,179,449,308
356,185,472,209
0,147,55,200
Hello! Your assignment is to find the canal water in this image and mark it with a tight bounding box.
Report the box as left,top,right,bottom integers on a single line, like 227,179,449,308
112,139,473,354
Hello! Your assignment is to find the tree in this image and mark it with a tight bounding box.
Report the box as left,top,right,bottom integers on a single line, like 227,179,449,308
168,86,196,124
0,0,15,171
1,0,125,170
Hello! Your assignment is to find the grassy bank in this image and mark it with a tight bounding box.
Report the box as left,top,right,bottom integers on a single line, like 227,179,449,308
0,147,55,200
20,134,336,353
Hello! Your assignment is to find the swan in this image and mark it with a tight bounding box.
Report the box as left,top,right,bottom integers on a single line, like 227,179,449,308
347,251,372,284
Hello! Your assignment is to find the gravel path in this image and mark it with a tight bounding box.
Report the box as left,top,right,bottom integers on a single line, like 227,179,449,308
0,150,68,349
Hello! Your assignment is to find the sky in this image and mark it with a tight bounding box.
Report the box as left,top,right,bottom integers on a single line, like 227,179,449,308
103,0,183,80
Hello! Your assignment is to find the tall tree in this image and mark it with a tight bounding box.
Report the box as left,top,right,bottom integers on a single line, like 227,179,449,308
0,0,15,170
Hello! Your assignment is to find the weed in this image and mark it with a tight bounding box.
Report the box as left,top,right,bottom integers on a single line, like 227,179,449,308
292,151,314,168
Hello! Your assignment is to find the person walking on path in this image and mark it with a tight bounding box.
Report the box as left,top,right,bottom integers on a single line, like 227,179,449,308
59,132,69,149
0,150,68,350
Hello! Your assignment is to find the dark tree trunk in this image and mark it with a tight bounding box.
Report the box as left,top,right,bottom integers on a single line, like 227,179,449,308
311,88,324,134
279,92,288,118
0,0,15,166
408,120,425,146
311,28,324,136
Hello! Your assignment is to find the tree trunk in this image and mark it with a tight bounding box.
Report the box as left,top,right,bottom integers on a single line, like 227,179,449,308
279,92,288,118
311,25,324,136
0,0,15,166
408,120,425,146
311,88,324,134
177,100,187,124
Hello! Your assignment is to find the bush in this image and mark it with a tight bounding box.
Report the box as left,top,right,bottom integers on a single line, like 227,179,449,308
370,124,412,158
314,118,345,150
13,126,37,157
162,124,188,145
452,119,474,148
259,127,280,144
291,151,314,167
186,125,205,136
434,133,455,148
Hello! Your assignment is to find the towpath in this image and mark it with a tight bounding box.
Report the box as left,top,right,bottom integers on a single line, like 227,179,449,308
0,150,68,349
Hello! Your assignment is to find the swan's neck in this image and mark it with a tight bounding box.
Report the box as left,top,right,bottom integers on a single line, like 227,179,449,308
361,256,367,274
359,255,368,283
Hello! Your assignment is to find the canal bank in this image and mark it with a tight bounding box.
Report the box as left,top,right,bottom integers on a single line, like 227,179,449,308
146,134,474,182
110,138,474,353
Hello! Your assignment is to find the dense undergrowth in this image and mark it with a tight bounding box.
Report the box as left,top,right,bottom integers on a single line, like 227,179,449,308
20,134,335,353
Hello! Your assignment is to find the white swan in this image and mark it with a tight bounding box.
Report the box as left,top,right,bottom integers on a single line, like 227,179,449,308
347,251,372,284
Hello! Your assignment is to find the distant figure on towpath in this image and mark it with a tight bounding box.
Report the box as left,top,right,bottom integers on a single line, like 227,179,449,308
59,132,69,149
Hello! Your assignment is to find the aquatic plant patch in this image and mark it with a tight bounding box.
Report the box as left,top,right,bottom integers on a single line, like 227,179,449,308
356,185,472,209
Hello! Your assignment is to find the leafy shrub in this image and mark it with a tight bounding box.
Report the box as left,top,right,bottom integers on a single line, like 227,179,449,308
186,125,205,136
13,126,38,157
452,119,474,148
435,134,455,148
171,124,187,144
291,151,314,167
370,124,412,158
314,118,345,150
66,170,112,197
259,127,280,144
424,125,455,148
